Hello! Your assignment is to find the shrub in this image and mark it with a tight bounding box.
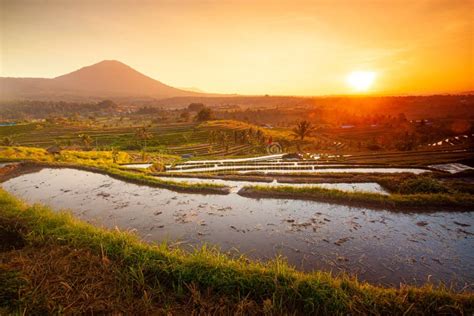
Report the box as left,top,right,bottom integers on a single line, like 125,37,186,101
398,177,449,194
149,161,166,172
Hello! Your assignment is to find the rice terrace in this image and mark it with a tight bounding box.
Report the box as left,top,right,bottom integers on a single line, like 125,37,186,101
1,1,474,315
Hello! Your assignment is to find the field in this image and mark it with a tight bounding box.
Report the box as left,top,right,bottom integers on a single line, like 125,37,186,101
0,120,285,157
1,190,473,314
0,114,473,315
2,0,473,312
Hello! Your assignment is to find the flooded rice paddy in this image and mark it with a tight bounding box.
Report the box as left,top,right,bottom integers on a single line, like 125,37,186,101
2,168,473,289
121,163,153,169
167,165,431,174
122,159,431,175
154,176,389,194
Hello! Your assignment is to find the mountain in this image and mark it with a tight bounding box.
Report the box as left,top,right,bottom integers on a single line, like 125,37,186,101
0,60,205,101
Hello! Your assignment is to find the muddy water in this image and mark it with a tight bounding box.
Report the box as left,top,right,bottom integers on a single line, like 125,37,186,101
154,177,389,194
2,168,473,289
167,165,430,174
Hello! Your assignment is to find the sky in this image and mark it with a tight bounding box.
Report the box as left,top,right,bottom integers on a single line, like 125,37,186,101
1,0,473,96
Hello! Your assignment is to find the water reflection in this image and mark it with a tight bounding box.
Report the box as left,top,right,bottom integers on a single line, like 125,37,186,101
2,168,473,289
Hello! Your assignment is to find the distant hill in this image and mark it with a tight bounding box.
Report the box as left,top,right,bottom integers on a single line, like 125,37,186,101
0,60,206,101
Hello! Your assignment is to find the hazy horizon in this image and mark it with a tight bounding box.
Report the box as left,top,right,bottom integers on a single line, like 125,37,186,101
1,0,473,96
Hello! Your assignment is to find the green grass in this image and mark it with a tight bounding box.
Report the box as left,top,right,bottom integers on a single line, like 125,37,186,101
0,189,472,314
396,176,450,194
0,146,181,166
239,185,474,211
0,120,275,155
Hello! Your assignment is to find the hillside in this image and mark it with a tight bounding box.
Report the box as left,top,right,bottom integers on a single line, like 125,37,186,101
0,60,204,101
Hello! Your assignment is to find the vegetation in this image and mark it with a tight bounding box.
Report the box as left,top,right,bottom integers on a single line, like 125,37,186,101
292,120,315,141
0,190,472,314
0,146,230,193
1,137,14,146
0,99,118,119
0,144,472,209
134,126,153,150
397,176,450,194
78,133,93,149
187,102,205,112
0,146,181,166
239,185,474,211
195,107,213,121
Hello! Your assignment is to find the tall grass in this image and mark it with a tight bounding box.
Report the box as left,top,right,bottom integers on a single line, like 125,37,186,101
0,189,472,314
240,185,474,211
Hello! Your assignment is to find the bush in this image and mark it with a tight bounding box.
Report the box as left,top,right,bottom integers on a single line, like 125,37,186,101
195,108,213,121
398,177,449,194
149,162,166,172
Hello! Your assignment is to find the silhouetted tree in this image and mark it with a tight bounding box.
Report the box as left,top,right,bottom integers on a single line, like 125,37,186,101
112,148,119,164
1,137,14,146
180,111,190,121
135,127,153,150
78,134,93,149
292,121,314,141
195,108,213,121
188,103,205,112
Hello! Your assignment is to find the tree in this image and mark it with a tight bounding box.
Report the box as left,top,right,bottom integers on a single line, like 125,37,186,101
1,137,14,146
216,131,231,153
135,126,153,150
111,148,119,164
292,121,314,141
97,99,118,109
188,103,205,112
78,134,93,149
195,108,213,121
180,111,190,121
256,129,265,145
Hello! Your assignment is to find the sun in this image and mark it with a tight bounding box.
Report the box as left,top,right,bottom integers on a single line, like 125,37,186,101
346,71,376,92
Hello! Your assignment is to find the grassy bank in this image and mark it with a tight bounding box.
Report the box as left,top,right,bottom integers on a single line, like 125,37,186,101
239,185,474,211
0,145,180,166
0,190,472,314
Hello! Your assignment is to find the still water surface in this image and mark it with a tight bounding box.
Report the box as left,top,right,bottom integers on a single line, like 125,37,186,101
2,168,473,289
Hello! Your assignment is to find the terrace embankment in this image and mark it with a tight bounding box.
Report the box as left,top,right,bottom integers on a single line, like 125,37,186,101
3,161,473,210
2,167,473,289
238,185,474,211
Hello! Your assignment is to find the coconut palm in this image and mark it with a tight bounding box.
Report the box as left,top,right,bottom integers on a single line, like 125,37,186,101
1,137,14,146
135,126,153,151
111,148,119,164
292,121,314,141
78,134,93,149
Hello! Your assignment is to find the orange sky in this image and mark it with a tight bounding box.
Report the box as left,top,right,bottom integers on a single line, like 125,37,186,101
1,0,473,95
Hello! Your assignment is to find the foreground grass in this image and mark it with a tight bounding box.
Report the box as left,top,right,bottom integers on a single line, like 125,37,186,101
0,190,472,314
239,185,474,211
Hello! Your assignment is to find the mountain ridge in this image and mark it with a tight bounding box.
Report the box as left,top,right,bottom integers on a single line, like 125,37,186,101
0,60,206,101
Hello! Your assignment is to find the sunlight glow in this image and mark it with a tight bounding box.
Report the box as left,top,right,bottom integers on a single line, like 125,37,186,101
346,71,376,92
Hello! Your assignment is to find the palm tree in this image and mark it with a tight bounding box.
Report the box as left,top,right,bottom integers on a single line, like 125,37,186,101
292,121,314,152
1,137,14,146
220,132,231,153
292,121,314,141
111,148,119,164
78,134,93,149
135,127,153,151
